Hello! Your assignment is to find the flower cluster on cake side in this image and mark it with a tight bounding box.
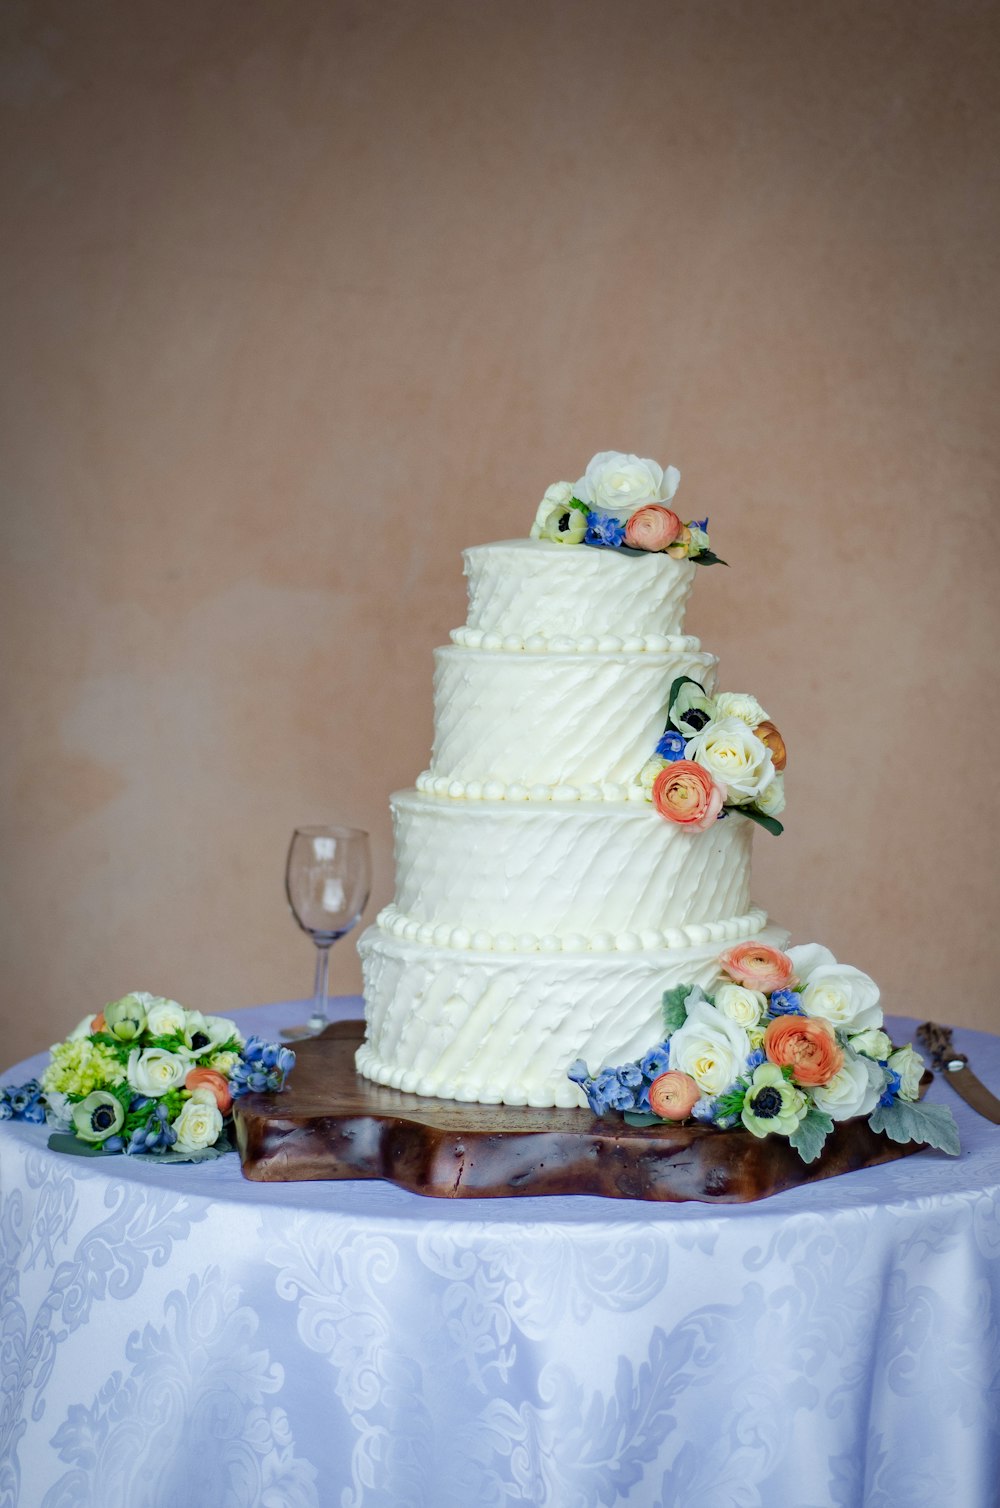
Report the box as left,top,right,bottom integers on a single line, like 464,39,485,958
569,941,959,1162
639,674,787,836
530,449,725,563
13,992,295,1160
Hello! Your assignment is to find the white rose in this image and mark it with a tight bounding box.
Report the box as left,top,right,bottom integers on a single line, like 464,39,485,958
172,1096,223,1154
850,1028,893,1061
126,1047,188,1097
668,999,751,1096
145,998,188,1037
755,773,786,817
810,1054,884,1121
800,965,882,1033
684,717,775,803
713,982,767,1028
713,692,769,729
530,480,575,537
574,450,680,517
888,1045,925,1101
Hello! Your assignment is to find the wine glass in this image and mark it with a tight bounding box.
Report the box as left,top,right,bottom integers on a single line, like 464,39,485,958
282,825,372,1039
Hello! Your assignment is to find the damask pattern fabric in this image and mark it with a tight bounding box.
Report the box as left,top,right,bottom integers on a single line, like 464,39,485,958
2,1002,999,1508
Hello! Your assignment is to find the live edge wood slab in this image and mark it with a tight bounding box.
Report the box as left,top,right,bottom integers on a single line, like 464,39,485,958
234,1020,927,1204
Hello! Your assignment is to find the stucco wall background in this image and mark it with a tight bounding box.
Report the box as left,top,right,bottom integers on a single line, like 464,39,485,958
1,0,998,1067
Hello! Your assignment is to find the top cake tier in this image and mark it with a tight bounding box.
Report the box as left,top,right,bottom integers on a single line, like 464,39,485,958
461,539,697,646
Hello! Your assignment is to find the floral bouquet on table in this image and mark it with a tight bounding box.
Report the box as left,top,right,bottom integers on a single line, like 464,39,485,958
34,992,294,1161
569,942,960,1163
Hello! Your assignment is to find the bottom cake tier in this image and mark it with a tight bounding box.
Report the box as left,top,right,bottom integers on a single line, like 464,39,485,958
357,913,787,1108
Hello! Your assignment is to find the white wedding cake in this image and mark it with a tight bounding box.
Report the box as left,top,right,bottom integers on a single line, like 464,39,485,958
356,450,792,1109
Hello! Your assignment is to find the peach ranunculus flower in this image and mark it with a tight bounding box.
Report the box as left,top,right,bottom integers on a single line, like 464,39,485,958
624,504,683,552
764,1015,844,1086
651,761,725,831
755,720,787,772
185,1066,232,1115
719,941,796,993
648,1070,701,1120
91,1012,107,1034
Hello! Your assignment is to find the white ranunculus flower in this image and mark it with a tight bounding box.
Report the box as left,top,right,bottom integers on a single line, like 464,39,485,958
173,1096,223,1154
850,1028,893,1061
684,717,775,803
574,450,680,517
713,982,767,1028
145,998,188,1037
530,480,575,537
888,1044,925,1101
668,999,751,1096
755,773,786,817
800,965,882,1034
68,1014,98,1041
201,1013,242,1049
713,692,769,729
127,1047,188,1097
810,1054,884,1121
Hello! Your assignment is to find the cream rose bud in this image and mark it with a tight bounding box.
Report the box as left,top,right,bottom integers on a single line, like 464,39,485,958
207,1049,241,1075
172,1096,223,1154
638,756,670,795
126,1047,188,1097
684,717,775,803
800,964,882,1034
668,998,751,1096
850,1028,893,1061
145,998,188,1037
810,1054,884,1120
530,480,575,537
755,773,786,818
575,450,680,517
714,982,767,1028
713,692,769,729
888,1044,925,1101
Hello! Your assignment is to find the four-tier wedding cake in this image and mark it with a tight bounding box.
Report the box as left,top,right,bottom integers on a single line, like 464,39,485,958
356,450,789,1108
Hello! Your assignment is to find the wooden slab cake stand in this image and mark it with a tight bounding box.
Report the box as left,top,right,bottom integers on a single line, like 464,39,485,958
234,1020,927,1203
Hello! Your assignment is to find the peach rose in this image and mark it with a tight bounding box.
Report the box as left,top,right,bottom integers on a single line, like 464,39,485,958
185,1066,232,1114
651,761,725,831
755,720,787,772
719,941,796,993
624,505,682,552
764,1015,844,1086
648,1070,701,1120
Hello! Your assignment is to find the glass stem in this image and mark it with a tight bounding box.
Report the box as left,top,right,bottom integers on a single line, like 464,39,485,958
310,941,332,1028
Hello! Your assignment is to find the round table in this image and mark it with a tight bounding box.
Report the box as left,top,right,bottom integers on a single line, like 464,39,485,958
2,1000,999,1508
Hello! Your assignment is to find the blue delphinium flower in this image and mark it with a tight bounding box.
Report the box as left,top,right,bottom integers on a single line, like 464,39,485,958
640,1042,671,1078
585,512,626,549
607,1079,638,1112
691,517,709,531
769,989,804,1016
654,730,687,762
230,1038,295,1098
635,1082,652,1113
691,1095,718,1123
0,1094,13,1122
1,1080,46,1123
567,1059,589,1086
878,1066,902,1108
616,1063,644,1089
745,1048,767,1071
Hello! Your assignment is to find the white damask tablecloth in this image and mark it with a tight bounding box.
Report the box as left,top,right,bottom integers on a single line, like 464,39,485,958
2,998,999,1508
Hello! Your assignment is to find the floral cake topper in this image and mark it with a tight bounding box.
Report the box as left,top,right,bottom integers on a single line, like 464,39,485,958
530,449,725,564
569,941,960,1163
640,676,787,835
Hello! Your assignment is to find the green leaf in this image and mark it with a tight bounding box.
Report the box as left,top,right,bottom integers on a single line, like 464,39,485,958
623,1111,663,1128
714,1083,748,1120
130,1140,232,1165
568,497,589,513
48,1132,116,1158
662,984,694,1033
789,1107,834,1163
738,805,784,837
869,1099,960,1156
666,675,708,720
691,550,729,567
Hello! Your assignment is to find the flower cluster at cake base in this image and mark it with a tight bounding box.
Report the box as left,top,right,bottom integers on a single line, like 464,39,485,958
32,991,294,1160
638,675,787,836
568,942,959,1163
530,449,726,565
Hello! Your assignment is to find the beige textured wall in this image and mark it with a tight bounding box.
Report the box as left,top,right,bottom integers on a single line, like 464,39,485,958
2,0,998,1067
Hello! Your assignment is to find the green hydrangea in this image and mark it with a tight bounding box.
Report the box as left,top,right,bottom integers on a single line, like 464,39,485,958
41,1038,125,1099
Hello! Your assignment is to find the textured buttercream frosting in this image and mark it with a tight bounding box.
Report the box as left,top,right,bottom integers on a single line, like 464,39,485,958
359,530,771,1108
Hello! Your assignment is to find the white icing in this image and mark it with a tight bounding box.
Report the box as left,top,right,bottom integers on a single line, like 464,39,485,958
450,624,700,655
375,901,768,954
389,790,755,939
358,921,788,1108
430,644,717,788
463,538,696,642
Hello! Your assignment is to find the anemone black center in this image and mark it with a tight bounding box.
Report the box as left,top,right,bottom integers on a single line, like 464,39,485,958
557,511,571,532
750,1086,783,1119
93,1105,115,1130
683,709,711,732
191,1032,210,1051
